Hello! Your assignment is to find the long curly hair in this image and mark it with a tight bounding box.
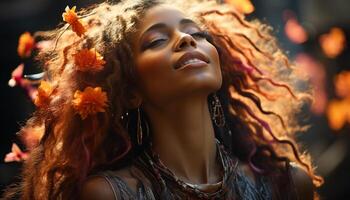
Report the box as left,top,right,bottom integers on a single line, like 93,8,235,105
4,0,323,199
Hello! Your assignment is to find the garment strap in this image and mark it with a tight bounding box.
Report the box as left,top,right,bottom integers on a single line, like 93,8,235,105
128,166,156,200
98,170,137,200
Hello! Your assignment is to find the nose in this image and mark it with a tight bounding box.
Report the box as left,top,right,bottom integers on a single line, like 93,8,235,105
174,32,197,51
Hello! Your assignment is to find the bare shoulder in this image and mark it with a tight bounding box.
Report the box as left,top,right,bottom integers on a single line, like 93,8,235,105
289,162,314,200
80,175,115,200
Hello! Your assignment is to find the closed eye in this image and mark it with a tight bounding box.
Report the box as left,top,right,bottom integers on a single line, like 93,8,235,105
143,38,167,50
142,31,212,50
190,31,213,41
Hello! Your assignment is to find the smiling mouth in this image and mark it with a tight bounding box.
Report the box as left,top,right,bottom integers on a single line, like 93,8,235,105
177,58,208,70
174,51,210,70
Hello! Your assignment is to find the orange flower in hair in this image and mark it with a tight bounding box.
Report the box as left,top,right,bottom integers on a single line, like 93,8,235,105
74,48,106,72
62,6,86,37
34,81,54,107
72,87,108,119
17,32,35,58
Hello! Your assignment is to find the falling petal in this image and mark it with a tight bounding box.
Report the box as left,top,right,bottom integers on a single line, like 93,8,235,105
4,143,28,163
320,27,346,58
4,152,21,163
327,100,348,130
225,0,255,14
334,71,350,99
17,32,35,58
284,17,308,44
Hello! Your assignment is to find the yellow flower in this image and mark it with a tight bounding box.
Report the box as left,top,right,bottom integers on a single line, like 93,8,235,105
17,32,35,58
34,81,54,107
62,6,86,37
72,87,108,119
74,48,106,72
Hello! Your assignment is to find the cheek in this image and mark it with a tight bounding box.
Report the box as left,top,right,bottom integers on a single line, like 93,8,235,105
202,42,222,83
136,51,169,75
207,43,220,71
135,50,174,97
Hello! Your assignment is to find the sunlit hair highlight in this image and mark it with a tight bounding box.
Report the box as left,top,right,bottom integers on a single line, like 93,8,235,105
3,0,322,199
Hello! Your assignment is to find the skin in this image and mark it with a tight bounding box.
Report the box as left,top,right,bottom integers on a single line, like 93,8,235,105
130,4,222,184
80,5,314,200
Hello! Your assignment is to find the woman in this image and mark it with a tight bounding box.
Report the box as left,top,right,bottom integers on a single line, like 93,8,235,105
4,0,323,199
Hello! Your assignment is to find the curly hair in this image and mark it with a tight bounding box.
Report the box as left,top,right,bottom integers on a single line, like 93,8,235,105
3,0,323,199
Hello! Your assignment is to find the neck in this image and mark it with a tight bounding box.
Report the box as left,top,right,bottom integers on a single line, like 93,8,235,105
144,95,220,184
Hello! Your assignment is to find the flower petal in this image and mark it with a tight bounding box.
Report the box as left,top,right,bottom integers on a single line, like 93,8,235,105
72,87,108,119
74,48,106,72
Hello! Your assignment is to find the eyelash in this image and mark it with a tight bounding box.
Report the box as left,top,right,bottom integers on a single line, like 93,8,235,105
190,31,213,41
146,38,167,49
145,31,213,49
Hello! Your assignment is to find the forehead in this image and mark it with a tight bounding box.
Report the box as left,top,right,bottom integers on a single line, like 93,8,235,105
137,5,189,33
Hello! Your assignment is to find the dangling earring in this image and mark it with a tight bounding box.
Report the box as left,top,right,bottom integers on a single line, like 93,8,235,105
137,107,143,145
120,111,129,120
212,94,225,127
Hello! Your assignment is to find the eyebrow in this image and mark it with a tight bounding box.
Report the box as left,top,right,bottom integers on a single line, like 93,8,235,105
140,18,199,39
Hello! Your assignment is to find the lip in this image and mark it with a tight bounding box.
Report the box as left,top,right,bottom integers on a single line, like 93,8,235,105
174,51,210,70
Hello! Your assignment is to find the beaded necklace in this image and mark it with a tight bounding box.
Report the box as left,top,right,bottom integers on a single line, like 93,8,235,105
135,140,239,199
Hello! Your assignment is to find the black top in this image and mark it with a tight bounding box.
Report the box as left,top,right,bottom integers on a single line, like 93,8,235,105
93,142,289,200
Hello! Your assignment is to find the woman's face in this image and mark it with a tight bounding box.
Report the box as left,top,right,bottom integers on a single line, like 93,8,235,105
130,5,221,106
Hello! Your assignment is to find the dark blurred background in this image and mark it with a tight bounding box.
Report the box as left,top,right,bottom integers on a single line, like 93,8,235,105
0,0,349,199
